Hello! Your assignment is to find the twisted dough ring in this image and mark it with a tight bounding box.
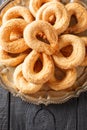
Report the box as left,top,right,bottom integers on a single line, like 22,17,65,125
0,0,21,25
29,0,59,17
0,19,29,53
13,64,43,94
48,67,77,91
22,50,54,84
2,6,34,24
53,34,85,69
65,2,87,34
36,2,69,35
80,37,87,66
0,49,30,67
24,20,58,55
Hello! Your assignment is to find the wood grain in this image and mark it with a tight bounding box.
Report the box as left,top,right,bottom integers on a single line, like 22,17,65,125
10,95,42,130
9,95,78,130
0,87,9,130
0,84,87,130
78,92,87,130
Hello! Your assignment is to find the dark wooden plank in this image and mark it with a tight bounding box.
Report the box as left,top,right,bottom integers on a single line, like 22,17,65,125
10,95,42,130
78,92,87,130
0,87,9,130
45,99,77,130
10,95,78,130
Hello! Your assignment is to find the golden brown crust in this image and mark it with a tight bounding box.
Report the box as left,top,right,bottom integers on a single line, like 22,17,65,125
29,0,58,17
22,50,54,84
0,0,21,25
53,34,85,69
24,20,58,55
0,49,29,67
65,2,87,34
2,6,34,24
36,2,69,35
47,67,77,91
13,64,43,94
0,19,29,53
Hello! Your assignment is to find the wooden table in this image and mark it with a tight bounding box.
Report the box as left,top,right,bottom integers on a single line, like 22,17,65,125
0,86,87,130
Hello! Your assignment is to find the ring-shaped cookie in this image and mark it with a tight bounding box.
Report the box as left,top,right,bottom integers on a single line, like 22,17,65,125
65,2,87,33
29,0,58,17
24,20,58,55
0,49,30,67
2,6,34,24
36,2,69,35
22,50,54,84
53,34,85,69
48,67,77,91
13,64,43,94
0,19,29,53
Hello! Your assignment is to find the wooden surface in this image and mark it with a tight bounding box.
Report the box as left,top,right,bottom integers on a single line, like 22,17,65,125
0,86,87,130
0,0,87,130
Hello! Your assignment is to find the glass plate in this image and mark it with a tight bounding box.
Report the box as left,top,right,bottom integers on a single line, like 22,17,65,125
0,0,87,105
